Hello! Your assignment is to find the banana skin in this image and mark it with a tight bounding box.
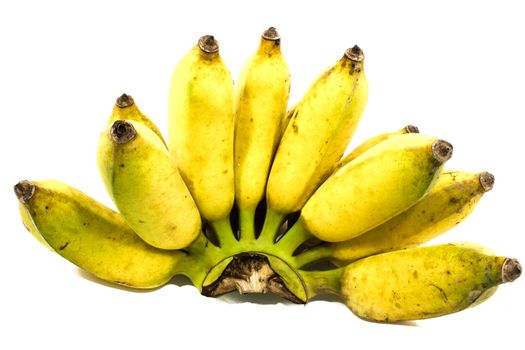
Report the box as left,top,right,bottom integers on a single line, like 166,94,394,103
168,35,234,223
14,180,183,288
266,46,368,214
340,243,521,322
97,120,201,250
331,170,494,263
301,133,453,242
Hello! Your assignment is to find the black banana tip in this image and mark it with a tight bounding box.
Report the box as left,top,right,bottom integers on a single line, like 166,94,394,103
110,120,136,144
479,172,495,192
14,180,35,204
116,93,134,108
431,140,453,163
502,258,522,283
405,125,420,133
262,27,280,41
345,45,364,62
198,35,219,53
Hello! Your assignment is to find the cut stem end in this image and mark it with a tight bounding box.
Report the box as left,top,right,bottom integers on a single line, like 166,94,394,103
115,93,134,108
345,45,364,62
198,35,219,53
479,172,495,192
14,180,35,204
110,120,136,144
405,125,420,133
432,140,453,163
502,258,522,283
262,27,280,41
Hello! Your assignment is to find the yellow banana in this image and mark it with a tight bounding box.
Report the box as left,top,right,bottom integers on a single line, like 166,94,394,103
338,124,419,168
266,46,368,214
234,27,290,237
168,35,234,223
331,170,494,263
107,93,167,146
14,180,183,288
340,243,521,322
301,133,453,242
97,120,201,250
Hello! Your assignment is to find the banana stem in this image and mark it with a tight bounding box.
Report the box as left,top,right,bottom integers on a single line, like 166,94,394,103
275,219,314,255
298,268,344,300
212,216,237,250
238,206,256,242
291,244,334,268
257,207,285,244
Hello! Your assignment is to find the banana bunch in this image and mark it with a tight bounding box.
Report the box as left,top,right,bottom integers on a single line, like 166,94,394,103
15,27,521,323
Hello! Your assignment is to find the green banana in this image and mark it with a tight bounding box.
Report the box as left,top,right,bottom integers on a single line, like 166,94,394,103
331,170,495,263
338,124,419,168
339,243,522,322
168,35,234,224
266,45,368,215
301,133,453,242
97,120,201,250
234,27,290,239
14,180,183,288
108,93,167,146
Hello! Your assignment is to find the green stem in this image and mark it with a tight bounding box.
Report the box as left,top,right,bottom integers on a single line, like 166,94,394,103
212,216,237,250
257,206,285,244
298,268,344,299
238,206,256,242
275,219,314,255
292,245,334,268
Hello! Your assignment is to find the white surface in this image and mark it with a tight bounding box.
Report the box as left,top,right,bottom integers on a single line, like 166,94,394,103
1,1,524,349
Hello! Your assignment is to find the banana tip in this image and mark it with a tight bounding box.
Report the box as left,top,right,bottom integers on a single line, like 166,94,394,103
345,45,364,62
262,27,280,41
110,120,136,144
198,35,219,53
14,180,35,204
502,258,522,283
432,140,453,163
115,93,134,108
479,172,495,192
405,125,420,133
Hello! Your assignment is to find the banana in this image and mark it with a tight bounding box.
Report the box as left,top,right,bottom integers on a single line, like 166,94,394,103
338,125,419,168
14,180,183,288
97,120,201,250
331,171,494,263
301,133,453,242
340,243,522,322
168,35,234,223
266,46,368,214
108,93,167,146
234,27,290,238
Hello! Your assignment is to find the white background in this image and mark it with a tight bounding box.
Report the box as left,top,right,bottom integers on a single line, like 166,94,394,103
1,0,524,349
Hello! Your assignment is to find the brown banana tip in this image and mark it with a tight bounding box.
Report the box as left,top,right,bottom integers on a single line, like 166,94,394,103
345,45,364,62
115,93,134,108
479,171,495,192
502,258,522,283
110,120,136,144
262,27,280,41
14,180,35,204
405,125,420,133
431,140,453,163
198,35,219,53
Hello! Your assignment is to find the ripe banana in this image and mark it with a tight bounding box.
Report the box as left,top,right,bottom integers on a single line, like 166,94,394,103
108,93,167,146
338,124,419,168
340,243,522,322
266,45,368,214
301,133,453,242
14,180,183,288
97,120,201,250
234,27,290,238
331,171,495,263
168,35,234,223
